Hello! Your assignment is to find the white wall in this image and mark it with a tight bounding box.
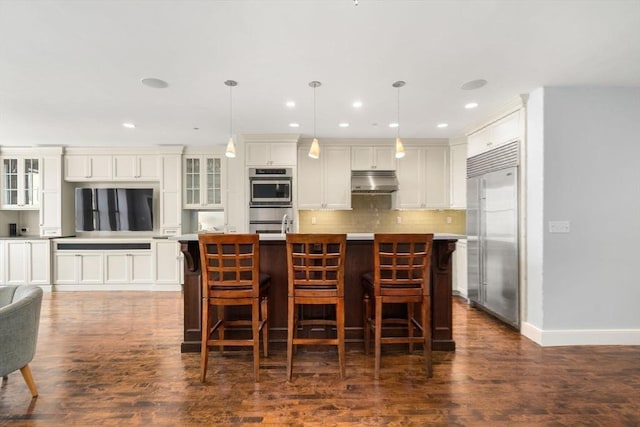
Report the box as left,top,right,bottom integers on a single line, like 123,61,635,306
524,87,640,345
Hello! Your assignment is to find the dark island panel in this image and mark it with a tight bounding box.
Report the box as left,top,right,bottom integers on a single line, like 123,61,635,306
180,237,457,353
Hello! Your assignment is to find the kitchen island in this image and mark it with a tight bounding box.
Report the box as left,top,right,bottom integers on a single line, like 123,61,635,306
178,233,461,352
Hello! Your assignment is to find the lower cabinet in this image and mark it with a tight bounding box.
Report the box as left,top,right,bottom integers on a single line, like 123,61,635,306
3,239,51,286
52,239,181,290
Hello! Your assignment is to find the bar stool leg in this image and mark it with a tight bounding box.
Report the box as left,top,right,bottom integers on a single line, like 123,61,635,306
286,296,295,381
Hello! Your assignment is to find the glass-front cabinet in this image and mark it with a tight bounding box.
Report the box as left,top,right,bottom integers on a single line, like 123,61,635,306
183,155,223,209
1,157,40,209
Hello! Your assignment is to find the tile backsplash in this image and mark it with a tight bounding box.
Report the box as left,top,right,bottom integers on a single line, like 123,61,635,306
298,195,465,234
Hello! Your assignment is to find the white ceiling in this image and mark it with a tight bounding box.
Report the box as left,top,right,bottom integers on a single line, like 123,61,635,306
1,0,639,147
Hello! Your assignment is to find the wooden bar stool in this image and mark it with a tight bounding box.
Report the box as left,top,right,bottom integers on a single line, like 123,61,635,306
198,233,270,382
362,233,434,379
285,234,346,380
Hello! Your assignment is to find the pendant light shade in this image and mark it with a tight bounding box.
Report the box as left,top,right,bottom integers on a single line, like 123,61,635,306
309,138,320,159
308,81,322,159
392,80,406,159
224,80,238,158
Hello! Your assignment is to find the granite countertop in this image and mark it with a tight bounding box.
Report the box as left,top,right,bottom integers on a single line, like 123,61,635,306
173,233,465,241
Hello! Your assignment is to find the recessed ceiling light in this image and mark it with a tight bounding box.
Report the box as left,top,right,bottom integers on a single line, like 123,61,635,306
122,123,136,129
389,122,399,128
352,101,363,108
289,123,300,128
437,123,448,128
339,123,349,128
461,79,487,90
286,101,296,108
465,102,479,109
141,77,168,89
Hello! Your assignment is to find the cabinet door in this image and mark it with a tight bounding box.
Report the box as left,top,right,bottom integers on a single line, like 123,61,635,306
112,155,138,180
87,156,112,180
202,157,222,207
491,110,521,148
268,143,297,166
246,143,270,166
424,146,450,208
0,157,40,209
373,147,396,170
351,147,373,170
40,156,62,236
130,253,152,283
323,146,351,209
64,156,88,181
449,144,467,209
160,155,182,235
78,253,103,284
467,127,490,158
138,156,159,180
104,253,129,283
64,155,112,181
297,147,323,209
54,253,78,284
183,157,202,208
395,147,424,209
28,241,50,285
5,241,27,284
1,158,19,207
155,241,181,284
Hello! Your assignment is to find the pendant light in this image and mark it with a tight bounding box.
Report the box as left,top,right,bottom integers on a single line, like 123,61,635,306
224,80,238,158
393,80,406,159
308,81,321,159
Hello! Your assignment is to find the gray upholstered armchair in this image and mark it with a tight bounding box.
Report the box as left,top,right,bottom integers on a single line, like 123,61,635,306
0,285,43,398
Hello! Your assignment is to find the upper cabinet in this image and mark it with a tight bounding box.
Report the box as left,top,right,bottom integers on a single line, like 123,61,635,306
183,155,224,209
395,145,450,209
467,109,522,158
449,143,467,209
246,142,297,166
0,156,40,209
297,145,351,210
351,146,396,171
65,155,112,181
112,155,158,181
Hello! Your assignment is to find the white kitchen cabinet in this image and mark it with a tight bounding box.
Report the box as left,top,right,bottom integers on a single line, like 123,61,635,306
104,252,152,284
467,110,522,158
4,240,51,285
64,155,112,181
112,155,158,181
395,145,450,209
160,154,182,235
351,146,396,171
183,155,223,209
449,143,467,209
452,239,468,299
154,240,182,284
297,145,351,210
54,252,103,285
0,157,40,209
246,142,297,166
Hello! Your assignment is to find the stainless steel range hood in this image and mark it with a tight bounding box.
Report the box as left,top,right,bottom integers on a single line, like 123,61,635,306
351,170,399,194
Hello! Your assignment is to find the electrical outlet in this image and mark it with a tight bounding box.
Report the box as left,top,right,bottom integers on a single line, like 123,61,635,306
311,216,316,225
21,227,29,233
446,216,452,224
396,216,402,224
549,221,570,233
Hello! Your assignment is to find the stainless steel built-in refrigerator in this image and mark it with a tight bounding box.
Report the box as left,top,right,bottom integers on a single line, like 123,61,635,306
467,141,519,328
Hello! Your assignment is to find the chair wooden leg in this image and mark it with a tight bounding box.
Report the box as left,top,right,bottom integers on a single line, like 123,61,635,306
19,364,38,398
252,300,260,382
217,306,225,353
200,302,210,383
286,296,295,381
363,293,371,355
337,297,345,379
408,302,414,353
374,299,383,380
423,295,432,378
261,295,269,358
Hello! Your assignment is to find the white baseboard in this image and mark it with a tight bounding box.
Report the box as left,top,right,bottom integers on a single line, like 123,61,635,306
53,284,182,291
521,322,640,346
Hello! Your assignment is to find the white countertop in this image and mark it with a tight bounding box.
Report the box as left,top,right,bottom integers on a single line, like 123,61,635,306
173,233,465,241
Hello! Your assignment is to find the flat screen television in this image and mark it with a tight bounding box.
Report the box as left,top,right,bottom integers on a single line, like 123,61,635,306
75,188,154,232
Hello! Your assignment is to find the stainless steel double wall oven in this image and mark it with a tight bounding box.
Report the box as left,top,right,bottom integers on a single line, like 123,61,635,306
248,167,293,234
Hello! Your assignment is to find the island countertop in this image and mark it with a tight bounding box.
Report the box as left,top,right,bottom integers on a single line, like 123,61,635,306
177,233,460,353
173,232,465,241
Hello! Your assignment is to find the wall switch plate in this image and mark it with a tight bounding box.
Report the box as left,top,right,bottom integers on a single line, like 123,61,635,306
549,221,570,233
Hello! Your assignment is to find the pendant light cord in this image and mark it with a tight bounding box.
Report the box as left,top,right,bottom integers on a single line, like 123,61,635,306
397,85,400,138
313,84,317,138
229,83,233,138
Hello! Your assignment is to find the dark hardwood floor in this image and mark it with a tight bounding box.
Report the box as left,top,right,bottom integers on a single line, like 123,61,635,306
1,291,638,426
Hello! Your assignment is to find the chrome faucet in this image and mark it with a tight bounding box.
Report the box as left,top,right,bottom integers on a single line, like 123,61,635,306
281,214,291,234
